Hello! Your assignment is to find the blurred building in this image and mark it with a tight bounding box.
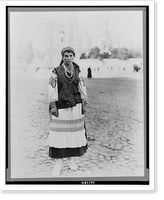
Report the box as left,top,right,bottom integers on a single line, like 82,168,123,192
45,12,81,68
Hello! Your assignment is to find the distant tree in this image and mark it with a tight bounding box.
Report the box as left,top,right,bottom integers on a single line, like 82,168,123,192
80,46,143,60
100,52,110,59
34,49,45,60
127,48,143,58
118,48,129,60
80,53,87,59
88,46,100,59
24,42,34,64
110,48,119,59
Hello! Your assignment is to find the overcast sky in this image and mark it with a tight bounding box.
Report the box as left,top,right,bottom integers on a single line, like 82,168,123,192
10,10,143,58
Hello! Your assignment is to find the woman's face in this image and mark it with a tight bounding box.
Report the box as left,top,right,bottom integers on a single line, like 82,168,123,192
63,52,74,65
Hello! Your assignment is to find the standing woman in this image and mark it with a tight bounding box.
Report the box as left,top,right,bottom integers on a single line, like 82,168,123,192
47,47,88,177
87,66,92,78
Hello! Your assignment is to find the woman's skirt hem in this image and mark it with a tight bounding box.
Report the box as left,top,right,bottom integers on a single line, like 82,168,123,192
49,144,88,159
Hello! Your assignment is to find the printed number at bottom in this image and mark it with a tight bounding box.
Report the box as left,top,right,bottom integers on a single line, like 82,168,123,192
81,181,95,185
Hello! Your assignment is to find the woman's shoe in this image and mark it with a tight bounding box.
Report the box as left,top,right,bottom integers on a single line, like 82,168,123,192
52,159,62,177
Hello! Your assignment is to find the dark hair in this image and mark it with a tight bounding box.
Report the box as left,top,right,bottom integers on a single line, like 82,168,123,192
59,59,64,66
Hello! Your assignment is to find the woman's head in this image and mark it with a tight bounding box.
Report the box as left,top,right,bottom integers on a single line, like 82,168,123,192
61,47,75,57
60,47,75,66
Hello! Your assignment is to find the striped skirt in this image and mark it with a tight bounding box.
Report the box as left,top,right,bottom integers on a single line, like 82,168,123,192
46,103,88,158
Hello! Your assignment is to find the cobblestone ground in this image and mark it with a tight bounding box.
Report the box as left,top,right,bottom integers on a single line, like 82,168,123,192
10,74,144,178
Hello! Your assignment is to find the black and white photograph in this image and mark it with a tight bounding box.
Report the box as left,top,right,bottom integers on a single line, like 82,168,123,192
4,3,153,187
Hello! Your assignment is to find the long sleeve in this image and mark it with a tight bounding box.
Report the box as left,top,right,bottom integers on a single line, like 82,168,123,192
78,72,87,102
48,69,58,104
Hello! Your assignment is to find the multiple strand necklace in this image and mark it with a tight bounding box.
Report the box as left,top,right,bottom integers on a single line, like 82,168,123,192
63,63,75,83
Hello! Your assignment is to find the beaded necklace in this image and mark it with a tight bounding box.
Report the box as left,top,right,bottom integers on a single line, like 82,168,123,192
63,63,75,83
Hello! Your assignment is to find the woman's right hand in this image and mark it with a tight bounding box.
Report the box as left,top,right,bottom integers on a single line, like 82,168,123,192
51,106,59,118
82,99,87,114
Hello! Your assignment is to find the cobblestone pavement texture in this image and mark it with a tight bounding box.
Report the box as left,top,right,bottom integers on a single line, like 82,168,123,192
10,73,144,178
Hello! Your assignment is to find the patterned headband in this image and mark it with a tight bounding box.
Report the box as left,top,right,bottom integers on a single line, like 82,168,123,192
61,47,75,56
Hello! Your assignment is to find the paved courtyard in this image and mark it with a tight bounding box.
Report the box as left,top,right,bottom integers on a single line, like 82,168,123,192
10,70,144,178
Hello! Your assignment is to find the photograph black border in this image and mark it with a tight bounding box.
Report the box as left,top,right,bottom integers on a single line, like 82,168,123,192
6,5,149,185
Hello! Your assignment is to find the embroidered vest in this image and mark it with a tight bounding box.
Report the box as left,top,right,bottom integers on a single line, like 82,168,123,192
54,63,82,109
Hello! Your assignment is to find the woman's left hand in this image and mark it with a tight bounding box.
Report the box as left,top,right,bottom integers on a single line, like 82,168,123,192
82,100,87,114
82,105,87,114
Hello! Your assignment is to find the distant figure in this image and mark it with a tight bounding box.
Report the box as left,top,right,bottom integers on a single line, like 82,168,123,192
35,67,39,72
133,64,141,72
97,67,99,73
123,68,125,71
87,67,92,78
